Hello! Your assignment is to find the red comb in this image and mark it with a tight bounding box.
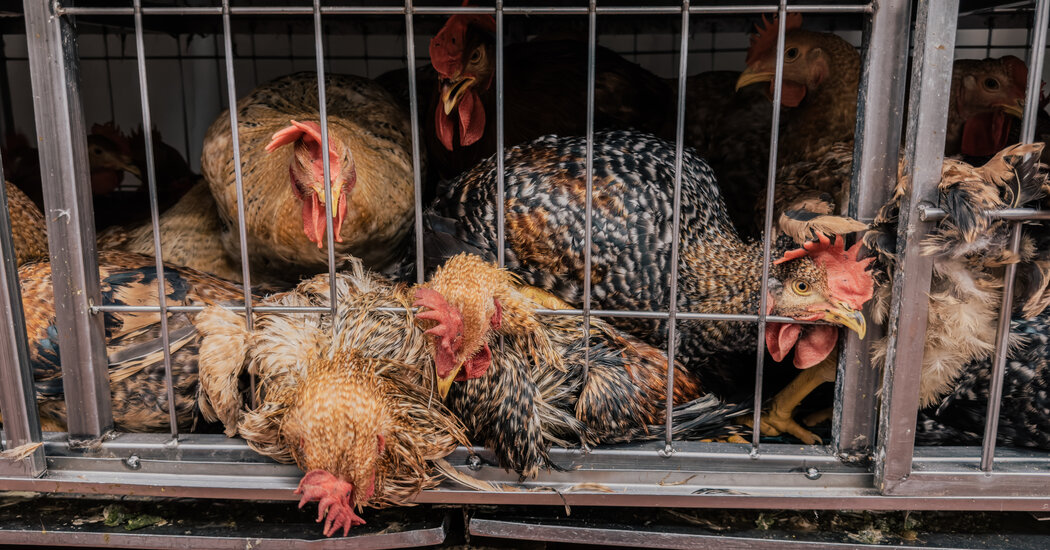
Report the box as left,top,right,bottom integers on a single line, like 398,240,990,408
429,1,496,78
413,287,463,356
746,13,803,65
774,234,875,310
90,122,132,156
1001,55,1048,108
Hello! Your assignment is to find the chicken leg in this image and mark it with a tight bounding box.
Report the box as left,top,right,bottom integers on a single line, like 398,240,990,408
295,469,366,537
742,352,838,444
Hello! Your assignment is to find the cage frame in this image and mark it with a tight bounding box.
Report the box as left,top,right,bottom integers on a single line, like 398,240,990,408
0,0,1046,516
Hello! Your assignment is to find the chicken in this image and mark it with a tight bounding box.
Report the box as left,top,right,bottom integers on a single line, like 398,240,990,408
4,180,48,266
16,250,244,432
201,71,416,277
426,12,673,181
946,56,1029,161
194,259,470,536
734,15,867,244
867,143,1050,449
418,254,746,479
421,130,875,442
97,182,245,284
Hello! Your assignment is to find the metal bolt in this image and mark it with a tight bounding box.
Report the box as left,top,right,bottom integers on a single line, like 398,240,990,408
124,455,141,470
805,467,821,480
467,455,482,471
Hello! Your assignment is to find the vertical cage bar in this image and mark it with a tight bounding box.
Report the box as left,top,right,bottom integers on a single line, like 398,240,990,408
0,160,45,477
582,0,596,377
221,0,256,340
495,1,505,270
23,0,114,438
404,1,425,284
132,0,179,437
312,0,340,333
750,0,789,452
978,0,1049,473
834,0,913,455
661,0,690,455
0,36,12,136
875,0,959,494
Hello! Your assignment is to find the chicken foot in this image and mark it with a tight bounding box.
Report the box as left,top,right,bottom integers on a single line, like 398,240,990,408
295,469,366,536
742,353,837,444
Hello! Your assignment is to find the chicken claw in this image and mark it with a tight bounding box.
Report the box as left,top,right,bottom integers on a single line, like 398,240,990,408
742,409,823,445
295,469,366,536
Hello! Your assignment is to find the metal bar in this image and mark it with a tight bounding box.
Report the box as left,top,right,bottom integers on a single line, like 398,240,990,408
979,0,1050,473
312,0,340,334
582,0,597,379
23,0,114,438
496,1,505,270
56,5,875,16
221,0,255,333
834,0,913,455
404,1,425,284
918,206,1050,222
750,0,789,452
132,0,179,439
660,0,691,457
0,157,45,477
874,0,959,495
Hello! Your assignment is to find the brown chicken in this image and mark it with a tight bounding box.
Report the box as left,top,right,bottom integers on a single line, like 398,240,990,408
16,250,244,432
201,72,416,277
946,56,1029,160
734,15,866,244
426,12,673,181
4,180,48,266
97,182,244,283
194,259,468,536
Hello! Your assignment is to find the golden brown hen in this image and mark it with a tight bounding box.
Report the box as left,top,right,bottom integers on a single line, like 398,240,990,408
201,72,416,278
194,259,467,536
946,56,1029,160
735,15,866,244
4,180,48,266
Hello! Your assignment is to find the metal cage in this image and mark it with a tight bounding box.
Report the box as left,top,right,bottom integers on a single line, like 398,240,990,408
0,1,1048,539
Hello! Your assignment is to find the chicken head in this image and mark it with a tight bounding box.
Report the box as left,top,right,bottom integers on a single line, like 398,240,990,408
87,123,140,195
766,234,874,368
280,355,392,536
954,56,1033,157
265,120,357,248
735,14,821,107
415,253,519,397
429,2,496,150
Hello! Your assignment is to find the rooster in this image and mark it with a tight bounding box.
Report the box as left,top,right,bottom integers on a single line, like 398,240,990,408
15,250,244,432
418,254,747,479
733,15,867,244
425,11,673,181
194,259,471,536
200,72,416,277
867,143,1050,450
420,130,875,443
5,180,48,266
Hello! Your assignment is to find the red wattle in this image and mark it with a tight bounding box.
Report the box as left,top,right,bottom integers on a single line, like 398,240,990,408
766,322,802,363
793,325,838,369
458,90,486,147
302,192,327,248
777,80,807,107
460,342,492,380
961,111,1011,157
436,105,455,151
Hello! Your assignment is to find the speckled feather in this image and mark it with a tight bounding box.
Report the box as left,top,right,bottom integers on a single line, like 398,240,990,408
5,180,48,266
18,250,245,432
200,72,417,276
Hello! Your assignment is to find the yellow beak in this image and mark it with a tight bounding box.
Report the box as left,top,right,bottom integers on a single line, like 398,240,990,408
314,179,344,217
823,304,867,340
123,161,142,179
436,362,464,399
735,69,776,92
998,101,1025,118
441,76,476,115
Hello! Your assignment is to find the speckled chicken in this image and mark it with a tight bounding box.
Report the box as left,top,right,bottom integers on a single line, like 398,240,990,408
4,180,48,266
734,15,866,243
17,250,244,432
194,260,471,536
418,254,746,479
426,12,673,181
201,72,416,277
421,130,875,442
866,143,1050,450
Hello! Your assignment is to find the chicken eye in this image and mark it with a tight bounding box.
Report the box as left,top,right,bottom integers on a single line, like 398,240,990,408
791,280,811,295
470,47,482,64
984,78,1000,90
785,47,800,61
